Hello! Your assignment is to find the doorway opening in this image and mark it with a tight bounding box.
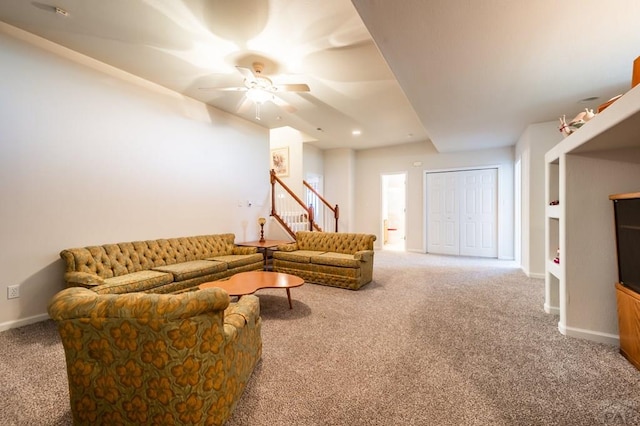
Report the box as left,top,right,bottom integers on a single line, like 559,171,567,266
381,173,406,251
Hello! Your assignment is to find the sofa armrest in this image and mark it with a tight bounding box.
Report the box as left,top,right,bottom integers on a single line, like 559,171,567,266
276,243,299,252
225,295,260,325
354,250,375,262
232,246,258,255
63,271,105,288
223,295,261,338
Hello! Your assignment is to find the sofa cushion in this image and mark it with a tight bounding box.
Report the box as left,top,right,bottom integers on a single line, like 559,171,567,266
207,253,264,269
152,260,227,281
95,270,174,294
310,252,361,268
273,250,327,263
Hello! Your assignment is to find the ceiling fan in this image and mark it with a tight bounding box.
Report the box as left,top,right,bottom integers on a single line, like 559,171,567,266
201,62,310,120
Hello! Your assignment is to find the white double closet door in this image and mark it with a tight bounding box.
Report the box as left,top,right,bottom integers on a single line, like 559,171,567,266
427,168,498,258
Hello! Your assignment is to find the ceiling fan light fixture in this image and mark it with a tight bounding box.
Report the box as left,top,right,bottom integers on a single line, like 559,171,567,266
246,88,273,104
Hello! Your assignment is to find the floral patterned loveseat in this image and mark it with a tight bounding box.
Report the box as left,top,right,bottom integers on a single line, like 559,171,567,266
60,234,263,295
273,231,377,290
48,286,262,425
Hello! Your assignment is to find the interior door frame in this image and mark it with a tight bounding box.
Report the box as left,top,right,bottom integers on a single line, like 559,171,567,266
423,165,501,255
380,171,407,251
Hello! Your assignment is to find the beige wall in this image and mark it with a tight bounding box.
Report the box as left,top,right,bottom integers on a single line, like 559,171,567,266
303,144,324,179
324,149,356,232
0,25,269,330
270,126,306,194
355,141,515,258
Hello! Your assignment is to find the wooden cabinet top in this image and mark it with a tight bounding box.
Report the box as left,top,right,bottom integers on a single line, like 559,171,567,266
609,192,640,200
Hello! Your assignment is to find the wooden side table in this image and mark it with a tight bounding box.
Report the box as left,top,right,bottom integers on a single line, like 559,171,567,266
236,239,292,270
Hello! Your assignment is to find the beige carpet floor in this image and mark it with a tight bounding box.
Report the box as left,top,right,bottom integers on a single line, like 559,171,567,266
1,250,639,425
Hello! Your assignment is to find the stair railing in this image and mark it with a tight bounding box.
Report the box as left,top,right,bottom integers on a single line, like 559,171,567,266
270,170,314,239
303,180,339,232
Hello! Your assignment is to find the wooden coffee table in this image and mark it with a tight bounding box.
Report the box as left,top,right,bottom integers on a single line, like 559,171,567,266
200,271,304,309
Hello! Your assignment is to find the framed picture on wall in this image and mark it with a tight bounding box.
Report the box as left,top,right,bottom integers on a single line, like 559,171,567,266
270,147,289,177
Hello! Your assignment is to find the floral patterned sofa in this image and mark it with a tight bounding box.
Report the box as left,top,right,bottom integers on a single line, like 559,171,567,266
48,286,262,426
60,234,263,294
273,231,377,290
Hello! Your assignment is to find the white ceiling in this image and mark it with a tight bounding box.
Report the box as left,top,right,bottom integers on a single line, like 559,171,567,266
354,0,640,152
1,1,639,152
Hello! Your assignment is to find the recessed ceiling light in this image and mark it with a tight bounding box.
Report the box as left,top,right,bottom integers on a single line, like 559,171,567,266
55,7,69,17
352,130,361,136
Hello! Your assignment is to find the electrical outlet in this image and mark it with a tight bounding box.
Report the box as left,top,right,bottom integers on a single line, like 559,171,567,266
7,285,19,299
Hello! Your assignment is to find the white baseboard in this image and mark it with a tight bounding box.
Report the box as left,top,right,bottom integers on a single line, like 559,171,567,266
558,321,619,346
544,303,560,315
519,266,545,279
0,313,50,333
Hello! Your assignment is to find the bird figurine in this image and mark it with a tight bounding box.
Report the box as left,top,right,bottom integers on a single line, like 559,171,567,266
558,109,596,137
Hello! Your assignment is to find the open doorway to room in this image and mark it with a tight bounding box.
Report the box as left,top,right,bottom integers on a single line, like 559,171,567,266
381,173,406,251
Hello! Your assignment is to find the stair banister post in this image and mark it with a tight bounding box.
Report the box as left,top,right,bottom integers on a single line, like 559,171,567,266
270,169,276,216
334,204,339,232
308,204,314,231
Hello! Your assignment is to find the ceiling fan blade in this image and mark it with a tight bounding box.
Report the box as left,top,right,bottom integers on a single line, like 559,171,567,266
272,83,310,92
272,96,297,113
199,86,247,92
236,66,257,84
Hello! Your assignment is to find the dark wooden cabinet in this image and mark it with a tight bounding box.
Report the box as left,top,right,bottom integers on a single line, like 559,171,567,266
615,282,640,369
611,192,640,370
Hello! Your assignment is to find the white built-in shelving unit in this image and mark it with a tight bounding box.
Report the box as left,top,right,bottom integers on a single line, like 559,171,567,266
544,83,640,345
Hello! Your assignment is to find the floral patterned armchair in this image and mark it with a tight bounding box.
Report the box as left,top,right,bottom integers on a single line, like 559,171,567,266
48,286,262,425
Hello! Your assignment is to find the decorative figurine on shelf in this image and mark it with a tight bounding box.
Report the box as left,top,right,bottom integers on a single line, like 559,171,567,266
258,217,266,243
549,200,560,206
554,248,560,264
558,108,596,137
